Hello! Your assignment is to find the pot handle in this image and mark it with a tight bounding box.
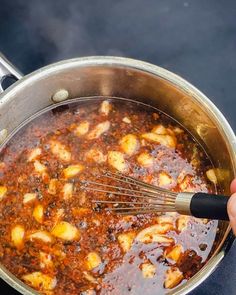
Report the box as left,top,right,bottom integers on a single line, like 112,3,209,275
0,53,23,94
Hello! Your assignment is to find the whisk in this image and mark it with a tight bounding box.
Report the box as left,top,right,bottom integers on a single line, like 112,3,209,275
83,171,229,221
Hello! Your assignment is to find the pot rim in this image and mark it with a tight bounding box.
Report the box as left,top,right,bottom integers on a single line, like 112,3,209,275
0,56,235,295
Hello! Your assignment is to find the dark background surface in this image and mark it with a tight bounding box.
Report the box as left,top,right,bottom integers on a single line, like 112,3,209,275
0,0,235,294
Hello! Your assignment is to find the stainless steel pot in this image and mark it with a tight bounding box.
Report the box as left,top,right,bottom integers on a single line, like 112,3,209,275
0,54,235,295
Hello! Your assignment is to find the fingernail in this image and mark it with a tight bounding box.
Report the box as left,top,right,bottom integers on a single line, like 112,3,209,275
228,194,236,217
227,194,236,235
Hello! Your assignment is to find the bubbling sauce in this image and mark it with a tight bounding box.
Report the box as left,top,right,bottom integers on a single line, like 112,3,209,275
0,98,218,294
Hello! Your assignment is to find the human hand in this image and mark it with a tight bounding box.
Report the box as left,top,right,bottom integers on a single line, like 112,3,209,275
227,179,236,234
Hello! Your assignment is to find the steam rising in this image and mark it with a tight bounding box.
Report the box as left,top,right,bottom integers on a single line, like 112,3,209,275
26,1,125,62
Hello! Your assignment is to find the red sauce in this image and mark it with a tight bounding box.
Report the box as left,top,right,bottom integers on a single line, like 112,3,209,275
0,98,218,294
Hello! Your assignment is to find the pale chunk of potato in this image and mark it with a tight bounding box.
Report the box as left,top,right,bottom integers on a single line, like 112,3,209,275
22,272,56,291
40,252,53,269
62,183,73,200
176,215,190,231
164,267,183,289
51,221,80,241
50,140,71,162
141,263,156,278
28,148,42,162
48,179,58,195
155,215,173,225
158,172,174,187
108,151,128,172
86,148,107,164
194,217,209,225
87,121,110,140
152,124,167,135
173,127,184,134
34,160,47,173
63,164,84,179
141,133,176,148
99,100,112,116
164,244,183,262
137,152,154,168
28,230,53,243
32,204,44,223
118,232,136,252
120,134,139,156
206,169,217,184
23,193,37,204
122,117,131,124
179,175,194,192
136,224,173,244
11,225,25,249
83,271,98,284
0,186,7,201
74,121,90,136
85,252,102,270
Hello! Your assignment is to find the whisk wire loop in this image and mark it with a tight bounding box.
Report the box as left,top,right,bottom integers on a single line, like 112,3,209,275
83,171,177,215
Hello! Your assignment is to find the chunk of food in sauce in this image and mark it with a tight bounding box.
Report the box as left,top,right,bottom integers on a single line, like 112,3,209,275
86,148,107,164
141,262,156,278
137,152,154,168
62,183,73,200
176,216,190,232
206,168,217,184
118,231,136,252
141,132,176,148
99,100,112,116
164,244,183,263
28,147,42,162
11,225,25,249
122,116,131,124
74,121,90,136
34,160,47,174
50,140,71,162
120,134,139,156
164,267,183,289
22,272,57,291
28,230,53,243
87,121,110,139
48,178,58,195
108,151,128,172
0,186,7,201
155,215,173,225
83,271,98,284
63,164,84,178
136,224,173,244
0,99,218,295
179,175,195,192
51,221,80,241
85,252,102,270
39,251,53,269
32,204,44,223
23,193,37,204
158,171,174,187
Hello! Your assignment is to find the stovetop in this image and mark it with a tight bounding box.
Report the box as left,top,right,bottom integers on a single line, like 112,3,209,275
0,0,235,294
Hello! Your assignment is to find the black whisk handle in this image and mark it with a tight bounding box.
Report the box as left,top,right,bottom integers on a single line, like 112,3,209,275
190,192,229,221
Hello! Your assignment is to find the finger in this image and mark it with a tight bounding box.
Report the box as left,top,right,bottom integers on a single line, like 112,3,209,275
230,179,236,194
227,192,236,235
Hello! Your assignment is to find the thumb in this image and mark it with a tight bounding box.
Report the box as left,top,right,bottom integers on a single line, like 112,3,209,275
227,193,236,235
